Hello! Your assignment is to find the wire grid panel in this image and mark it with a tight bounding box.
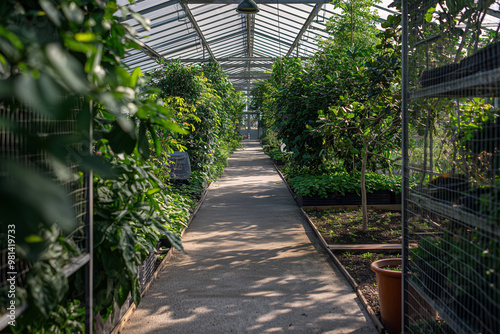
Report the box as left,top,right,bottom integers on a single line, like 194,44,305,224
404,0,500,333
138,252,159,292
0,99,91,318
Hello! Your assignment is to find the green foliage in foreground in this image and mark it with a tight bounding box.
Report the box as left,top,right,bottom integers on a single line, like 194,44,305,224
10,300,85,334
91,155,183,320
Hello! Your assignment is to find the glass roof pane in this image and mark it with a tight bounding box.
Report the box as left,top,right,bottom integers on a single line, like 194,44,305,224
120,0,399,93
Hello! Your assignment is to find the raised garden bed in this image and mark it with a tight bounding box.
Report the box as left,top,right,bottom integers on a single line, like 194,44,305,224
336,250,401,315
282,171,403,208
303,208,404,328
420,41,500,88
302,208,439,333
305,208,403,246
273,163,411,331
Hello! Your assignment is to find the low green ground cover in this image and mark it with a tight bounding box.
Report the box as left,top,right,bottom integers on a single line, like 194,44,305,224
286,172,402,198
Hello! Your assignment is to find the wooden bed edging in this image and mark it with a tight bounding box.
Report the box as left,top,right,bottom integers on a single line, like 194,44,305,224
303,204,401,211
299,207,387,334
329,243,417,251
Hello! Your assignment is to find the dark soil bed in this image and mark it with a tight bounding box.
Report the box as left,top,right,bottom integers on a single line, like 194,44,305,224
305,209,403,315
305,209,403,244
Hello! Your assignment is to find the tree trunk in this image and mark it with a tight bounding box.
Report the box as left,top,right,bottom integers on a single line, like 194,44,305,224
361,137,368,231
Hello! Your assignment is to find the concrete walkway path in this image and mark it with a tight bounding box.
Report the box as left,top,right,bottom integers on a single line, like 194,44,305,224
121,141,377,334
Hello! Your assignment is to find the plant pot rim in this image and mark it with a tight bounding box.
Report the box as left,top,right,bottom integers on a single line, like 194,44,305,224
371,258,403,278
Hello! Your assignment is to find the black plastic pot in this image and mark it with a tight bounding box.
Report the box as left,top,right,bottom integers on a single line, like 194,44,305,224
296,194,342,207
341,190,395,205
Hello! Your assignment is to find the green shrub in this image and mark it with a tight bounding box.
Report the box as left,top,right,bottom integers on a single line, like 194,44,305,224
155,192,193,235
148,61,244,182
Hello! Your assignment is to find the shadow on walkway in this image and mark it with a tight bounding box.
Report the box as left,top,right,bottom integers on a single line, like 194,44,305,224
121,141,377,334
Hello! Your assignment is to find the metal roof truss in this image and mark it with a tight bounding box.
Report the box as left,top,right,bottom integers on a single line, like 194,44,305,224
120,0,393,93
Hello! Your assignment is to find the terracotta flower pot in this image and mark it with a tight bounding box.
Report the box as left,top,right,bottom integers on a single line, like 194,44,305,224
371,258,402,334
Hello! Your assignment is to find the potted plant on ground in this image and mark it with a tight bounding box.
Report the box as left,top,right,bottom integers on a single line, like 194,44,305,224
371,258,403,334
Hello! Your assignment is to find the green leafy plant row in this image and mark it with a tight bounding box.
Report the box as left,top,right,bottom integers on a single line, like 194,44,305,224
286,172,403,198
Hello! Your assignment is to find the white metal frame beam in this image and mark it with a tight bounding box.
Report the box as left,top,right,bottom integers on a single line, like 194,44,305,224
246,14,255,57
221,63,272,68
228,73,271,79
286,4,323,57
172,56,275,62
179,0,218,62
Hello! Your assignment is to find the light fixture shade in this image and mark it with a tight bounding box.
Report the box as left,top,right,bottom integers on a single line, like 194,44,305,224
236,0,259,14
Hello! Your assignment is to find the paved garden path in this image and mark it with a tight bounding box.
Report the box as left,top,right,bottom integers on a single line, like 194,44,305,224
121,140,377,334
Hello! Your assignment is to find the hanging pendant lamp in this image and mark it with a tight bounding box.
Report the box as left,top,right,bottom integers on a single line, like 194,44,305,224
236,0,259,14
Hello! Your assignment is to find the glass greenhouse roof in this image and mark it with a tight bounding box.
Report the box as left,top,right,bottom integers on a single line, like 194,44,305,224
118,0,397,93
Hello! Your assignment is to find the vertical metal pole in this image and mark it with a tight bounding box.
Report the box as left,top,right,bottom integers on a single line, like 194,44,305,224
401,0,410,333
247,112,251,139
85,100,94,334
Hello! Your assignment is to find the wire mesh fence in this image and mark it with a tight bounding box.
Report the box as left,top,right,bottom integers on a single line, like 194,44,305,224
0,98,92,327
1,97,177,332
404,0,500,333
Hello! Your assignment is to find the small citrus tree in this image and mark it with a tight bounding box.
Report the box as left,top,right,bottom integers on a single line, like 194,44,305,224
317,13,402,231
